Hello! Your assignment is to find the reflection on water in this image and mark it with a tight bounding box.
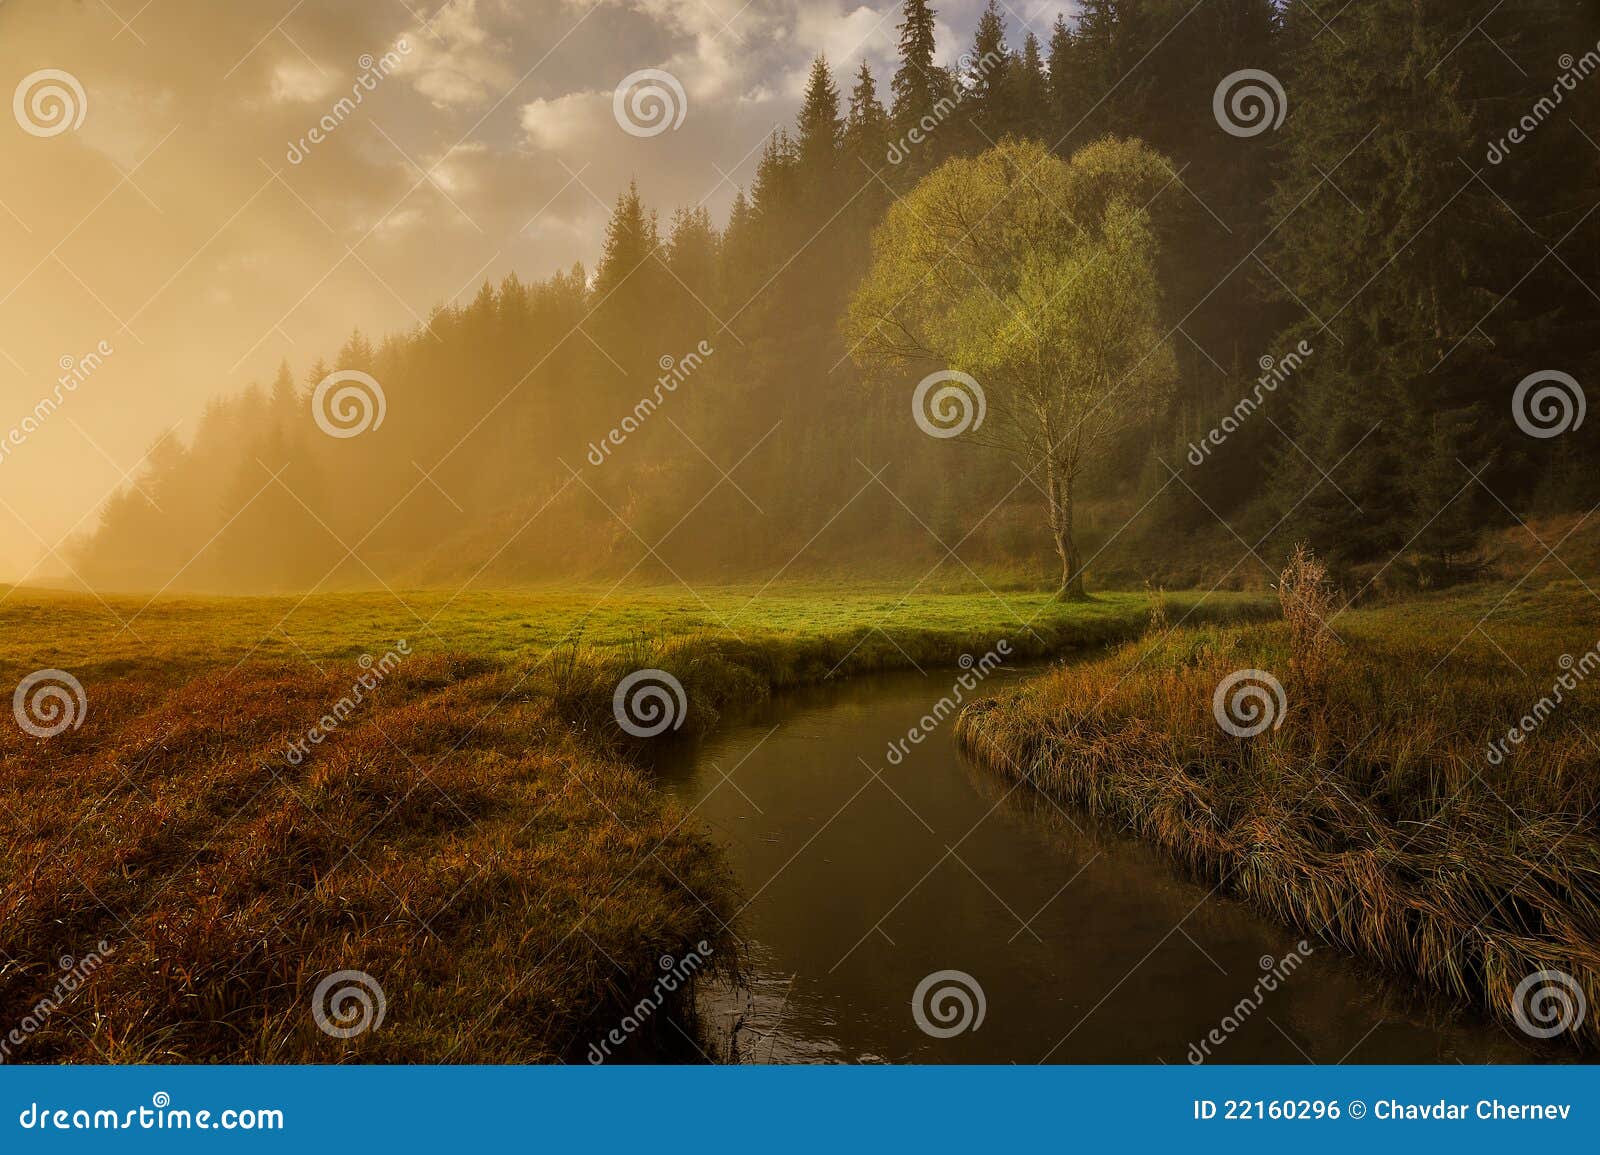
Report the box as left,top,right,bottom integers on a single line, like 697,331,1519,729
656,665,1547,1065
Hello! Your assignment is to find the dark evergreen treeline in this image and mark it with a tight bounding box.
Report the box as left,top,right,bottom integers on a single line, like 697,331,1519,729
76,0,1600,591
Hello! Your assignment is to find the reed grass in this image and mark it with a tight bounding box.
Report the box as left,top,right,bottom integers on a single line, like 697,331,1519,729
956,579,1600,1048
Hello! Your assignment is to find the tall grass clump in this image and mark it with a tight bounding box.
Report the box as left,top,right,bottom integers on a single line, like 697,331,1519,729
1278,543,1341,691
957,581,1600,1049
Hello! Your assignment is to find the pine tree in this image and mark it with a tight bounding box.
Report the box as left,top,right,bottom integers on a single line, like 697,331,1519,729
844,60,893,221
269,360,298,428
1014,31,1048,141
961,0,1014,147
796,55,845,210
1045,15,1075,143
336,329,374,370
844,60,891,169
591,180,667,389
592,180,658,301
665,205,720,333
891,0,949,135
1068,0,1120,141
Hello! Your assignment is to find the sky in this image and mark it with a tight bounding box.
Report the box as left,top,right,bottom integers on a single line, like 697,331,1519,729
0,0,1080,582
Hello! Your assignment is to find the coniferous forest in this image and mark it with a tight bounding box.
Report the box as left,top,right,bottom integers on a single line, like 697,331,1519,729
71,0,1600,593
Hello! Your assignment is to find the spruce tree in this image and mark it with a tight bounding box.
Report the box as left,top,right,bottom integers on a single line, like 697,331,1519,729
1045,15,1075,143
961,0,1014,147
891,0,950,144
796,55,845,210
1014,31,1049,141
844,59,890,166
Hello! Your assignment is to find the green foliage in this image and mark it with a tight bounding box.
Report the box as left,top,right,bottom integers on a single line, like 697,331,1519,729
847,137,1177,596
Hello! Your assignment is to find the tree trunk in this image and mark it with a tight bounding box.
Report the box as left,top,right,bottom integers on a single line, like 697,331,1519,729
1045,461,1089,601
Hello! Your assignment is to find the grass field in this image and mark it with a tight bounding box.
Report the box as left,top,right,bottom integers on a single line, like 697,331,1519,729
0,581,1275,1062
959,576,1600,1049
13,572,1594,1058
0,582,1270,680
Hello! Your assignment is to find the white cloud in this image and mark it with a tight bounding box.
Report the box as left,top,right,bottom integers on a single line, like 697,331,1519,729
270,57,337,103
397,0,515,109
793,4,897,71
520,90,613,151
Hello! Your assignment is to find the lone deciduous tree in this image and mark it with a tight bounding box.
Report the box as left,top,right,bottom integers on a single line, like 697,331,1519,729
845,137,1176,599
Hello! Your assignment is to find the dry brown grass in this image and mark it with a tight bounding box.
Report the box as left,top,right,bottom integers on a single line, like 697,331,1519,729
0,586,1279,1064
957,583,1600,1048
1278,543,1341,691
0,655,734,1063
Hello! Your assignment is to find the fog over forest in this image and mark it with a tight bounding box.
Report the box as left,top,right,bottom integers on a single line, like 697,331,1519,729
20,0,1600,593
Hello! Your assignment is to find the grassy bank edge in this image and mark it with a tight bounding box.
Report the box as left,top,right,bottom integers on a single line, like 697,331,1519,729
951,598,1600,1053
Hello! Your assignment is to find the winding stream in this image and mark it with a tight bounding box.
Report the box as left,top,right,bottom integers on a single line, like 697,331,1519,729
657,664,1544,1064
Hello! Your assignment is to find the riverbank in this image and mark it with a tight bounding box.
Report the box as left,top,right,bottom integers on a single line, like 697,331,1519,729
0,583,1271,1062
0,654,736,1062
956,579,1600,1048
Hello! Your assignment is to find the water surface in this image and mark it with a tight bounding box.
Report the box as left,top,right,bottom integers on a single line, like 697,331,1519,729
657,665,1542,1064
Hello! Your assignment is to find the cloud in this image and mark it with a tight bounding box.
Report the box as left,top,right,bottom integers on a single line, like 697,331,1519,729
270,57,338,103
397,0,515,109
793,4,898,71
520,91,613,152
